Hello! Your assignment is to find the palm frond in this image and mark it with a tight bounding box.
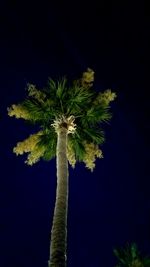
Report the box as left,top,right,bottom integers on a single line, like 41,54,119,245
56,78,67,99
46,78,57,96
69,134,85,161
36,129,57,161
143,257,150,267
113,243,150,267
85,105,112,124
65,85,94,115
82,128,105,144
22,99,47,121
26,83,46,103
22,98,61,125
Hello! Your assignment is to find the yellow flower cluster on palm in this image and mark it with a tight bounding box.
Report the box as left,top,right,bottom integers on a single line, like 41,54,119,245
27,83,46,103
13,131,45,165
95,89,117,106
67,140,76,168
66,141,103,171
7,104,30,120
83,142,103,171
81,68,95,87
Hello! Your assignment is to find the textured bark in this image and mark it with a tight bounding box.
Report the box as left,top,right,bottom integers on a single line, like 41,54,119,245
49,127,68,267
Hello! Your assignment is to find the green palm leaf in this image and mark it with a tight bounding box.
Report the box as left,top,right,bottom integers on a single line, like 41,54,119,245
22,99,49,121
69,134,85,161
82,128,105,144
56,78,67,99
37,129,57,161
46,78,57,96
86,105,112,124
113,243,150,267
65,85,94,115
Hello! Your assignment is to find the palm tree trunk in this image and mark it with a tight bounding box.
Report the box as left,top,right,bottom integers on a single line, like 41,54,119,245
49,127,68,267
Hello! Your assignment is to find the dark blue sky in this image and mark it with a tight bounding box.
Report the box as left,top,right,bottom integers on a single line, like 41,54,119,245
0,2,149,267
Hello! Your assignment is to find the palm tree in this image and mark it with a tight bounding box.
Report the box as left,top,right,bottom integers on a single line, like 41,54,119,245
113,243,150,267
8,68,116,267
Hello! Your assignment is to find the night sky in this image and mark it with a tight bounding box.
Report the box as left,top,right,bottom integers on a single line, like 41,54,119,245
0,2,149,267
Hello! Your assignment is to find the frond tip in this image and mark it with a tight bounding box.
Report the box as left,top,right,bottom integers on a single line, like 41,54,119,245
27,83,46,103
13,131,45,165
83,142,103,171
7,104,30,120
81,68,95,88
95,89,117,106
25,147,45,165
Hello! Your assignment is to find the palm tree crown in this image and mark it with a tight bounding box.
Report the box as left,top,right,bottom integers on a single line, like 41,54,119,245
113,243,150,267
8,68,116,171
